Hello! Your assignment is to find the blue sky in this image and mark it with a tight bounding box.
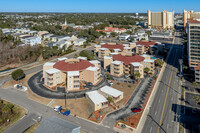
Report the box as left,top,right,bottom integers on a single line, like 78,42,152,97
0,0,200,13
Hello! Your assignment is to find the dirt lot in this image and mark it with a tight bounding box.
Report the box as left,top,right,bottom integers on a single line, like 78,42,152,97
51,98,93,119
112,80,137,107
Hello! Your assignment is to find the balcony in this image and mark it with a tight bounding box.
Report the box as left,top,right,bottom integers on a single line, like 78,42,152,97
47,78,53,80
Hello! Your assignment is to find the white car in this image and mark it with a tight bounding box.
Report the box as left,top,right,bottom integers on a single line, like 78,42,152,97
108,81,113,86
54,106,60,112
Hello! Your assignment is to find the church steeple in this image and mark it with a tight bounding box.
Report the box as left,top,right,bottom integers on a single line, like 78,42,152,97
64,18,67,26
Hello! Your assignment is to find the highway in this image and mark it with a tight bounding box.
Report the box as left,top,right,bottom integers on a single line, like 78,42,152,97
142,31,183,133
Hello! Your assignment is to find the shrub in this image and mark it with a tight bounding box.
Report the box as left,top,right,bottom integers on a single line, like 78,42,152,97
121,124,126,129
96,117,100,121
107,75,111,80
11,69,25,81
117,82,120,85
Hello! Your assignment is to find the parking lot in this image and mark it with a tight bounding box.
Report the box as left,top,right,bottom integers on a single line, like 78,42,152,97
185,92,200,108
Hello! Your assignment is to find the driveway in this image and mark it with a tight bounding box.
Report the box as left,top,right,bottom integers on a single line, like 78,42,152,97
4,113,41,133
28,70,109,99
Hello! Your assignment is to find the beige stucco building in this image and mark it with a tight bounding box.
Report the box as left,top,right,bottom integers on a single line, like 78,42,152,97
184,10,200,28
94,43,134,58
86,86,124,111
99,86,123,103
43,58,101,91
148,10,174,29
86,91,108,111
103,53,155,79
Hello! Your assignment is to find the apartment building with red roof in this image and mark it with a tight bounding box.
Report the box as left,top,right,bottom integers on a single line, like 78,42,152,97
94,43,135,58
43,58,101,90
103,53,155,78
96,27,126,34
136,41,157,54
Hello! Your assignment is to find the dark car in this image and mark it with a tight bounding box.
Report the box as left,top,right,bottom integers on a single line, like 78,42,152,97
131,108,142,113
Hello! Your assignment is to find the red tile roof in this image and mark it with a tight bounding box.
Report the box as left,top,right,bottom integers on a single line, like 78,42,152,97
113,54,145,65
194,63,200,70
53,59,94,72
187,18,200,24
136,41,157,47
96,27,126,33
101,43,124,51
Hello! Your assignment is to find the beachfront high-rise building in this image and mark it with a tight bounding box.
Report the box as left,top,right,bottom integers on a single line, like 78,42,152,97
148,10,174,29
183,10,200,28
186,18,200,69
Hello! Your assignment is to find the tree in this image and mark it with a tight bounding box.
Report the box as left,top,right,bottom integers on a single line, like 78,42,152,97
155,59,164,67
79,50,94,60
144,67,150,73
110,32,117,37
11,69,25,81
192,82,198,88
107,97,113,103
134,72,141,80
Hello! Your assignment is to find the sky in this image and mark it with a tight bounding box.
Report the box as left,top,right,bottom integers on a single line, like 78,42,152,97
0,0,200,13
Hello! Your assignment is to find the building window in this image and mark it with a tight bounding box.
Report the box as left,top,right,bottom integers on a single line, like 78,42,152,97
97,104,99,107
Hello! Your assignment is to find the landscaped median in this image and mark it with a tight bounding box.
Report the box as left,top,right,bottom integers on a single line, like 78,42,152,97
0,99,27,132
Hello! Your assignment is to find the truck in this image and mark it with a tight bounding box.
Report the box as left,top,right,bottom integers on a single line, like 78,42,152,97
54,106,70,116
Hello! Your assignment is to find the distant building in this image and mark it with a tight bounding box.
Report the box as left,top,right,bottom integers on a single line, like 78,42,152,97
119,33,130,41
62,18,67,30
74,38,86,46
148,10,174,29
183,10,200,28
96,27,126,34
21,36,41,46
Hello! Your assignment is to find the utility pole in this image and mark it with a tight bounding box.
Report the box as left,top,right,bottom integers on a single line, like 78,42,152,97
64,89,68,109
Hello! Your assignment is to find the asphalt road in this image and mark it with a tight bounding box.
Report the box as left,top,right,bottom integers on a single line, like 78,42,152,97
142,31,184,133
4,113,41,133
0,87,114,133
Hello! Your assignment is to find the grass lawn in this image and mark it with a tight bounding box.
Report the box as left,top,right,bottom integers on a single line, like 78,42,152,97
0,101,26,133
24,122,40,133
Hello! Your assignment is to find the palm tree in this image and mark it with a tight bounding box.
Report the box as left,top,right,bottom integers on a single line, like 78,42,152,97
134,72,141,81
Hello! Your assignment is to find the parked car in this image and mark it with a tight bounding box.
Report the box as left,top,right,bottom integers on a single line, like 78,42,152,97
87,82,93,86
131,108,142,113
125,75,130,79
108,80,113,86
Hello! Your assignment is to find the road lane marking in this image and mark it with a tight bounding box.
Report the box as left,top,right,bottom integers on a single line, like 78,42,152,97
155,111,157,115
159,99,160,103
157,67,174,133
150,127,152,133
157,49,177,133
167,124,169,129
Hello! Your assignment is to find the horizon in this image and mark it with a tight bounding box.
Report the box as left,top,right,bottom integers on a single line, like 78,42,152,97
1,0,200,13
